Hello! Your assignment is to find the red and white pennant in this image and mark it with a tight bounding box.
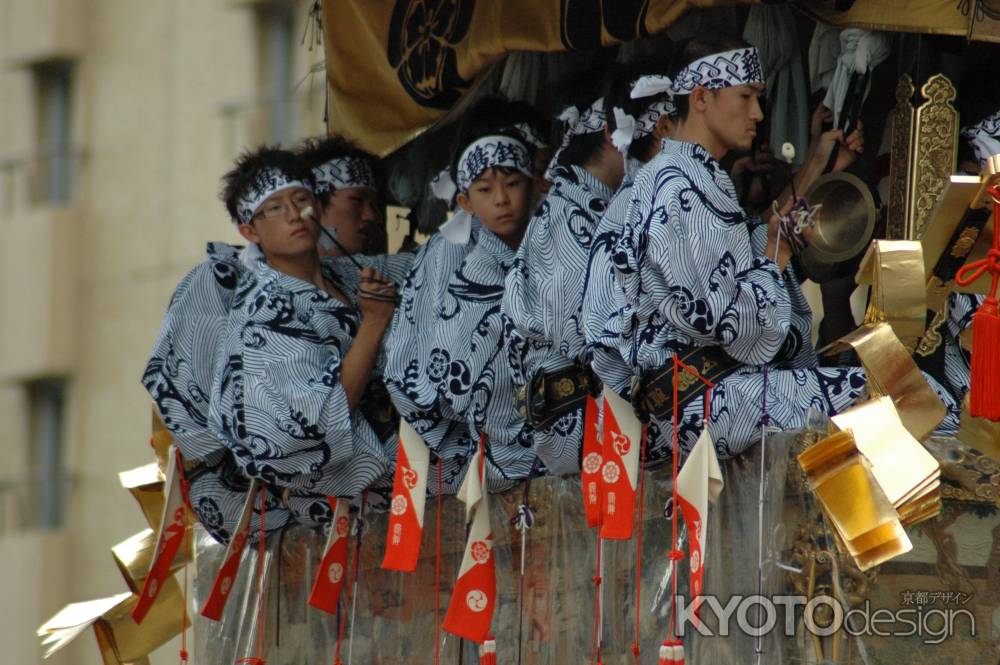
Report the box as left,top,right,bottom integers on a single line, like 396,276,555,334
599,389,642,541
381,420,430,572
580,394,603,528
200,479,261,621
133,447,187,624
676,427,724,624
442,436,496,644
308,497,352,614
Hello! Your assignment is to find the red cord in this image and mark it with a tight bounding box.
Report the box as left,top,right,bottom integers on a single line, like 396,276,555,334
667,359,715,640
434,460,443,665
956,184,1000,297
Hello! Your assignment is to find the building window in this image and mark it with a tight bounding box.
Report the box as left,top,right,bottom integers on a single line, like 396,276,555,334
33,61,75,205
26,379,67,529
257,4,296,144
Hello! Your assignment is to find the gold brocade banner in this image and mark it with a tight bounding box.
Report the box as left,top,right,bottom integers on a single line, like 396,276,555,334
795,0,968,36
322,0,752,155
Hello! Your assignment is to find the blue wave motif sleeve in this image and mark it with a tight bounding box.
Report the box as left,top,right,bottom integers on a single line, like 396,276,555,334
615,141,792,369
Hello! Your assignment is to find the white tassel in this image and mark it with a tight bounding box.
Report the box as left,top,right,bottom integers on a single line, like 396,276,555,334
430,169,457,202
611,107,637,153
239,243,265,268
631,74,674,99
438,210,473,245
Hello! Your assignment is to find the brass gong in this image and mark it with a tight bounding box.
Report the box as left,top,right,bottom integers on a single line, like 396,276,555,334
798,171,877,283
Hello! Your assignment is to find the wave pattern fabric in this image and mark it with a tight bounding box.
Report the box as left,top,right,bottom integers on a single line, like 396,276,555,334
386,221,537,493
502,165,613,474
609,139,871,460
205,255,411,530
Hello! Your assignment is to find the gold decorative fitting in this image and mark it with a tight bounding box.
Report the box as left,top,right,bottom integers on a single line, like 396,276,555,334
886,75,915,240
553,377,575,400
675,370,697,392
908,74,959,240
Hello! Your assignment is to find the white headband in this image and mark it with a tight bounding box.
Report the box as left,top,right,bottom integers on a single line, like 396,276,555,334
670,47,765,96
455,135,532,192
312,156,376,197
433,135,533,245
546,98,608,180
611,76,679,153
235,167,310,225
962,110,1000,168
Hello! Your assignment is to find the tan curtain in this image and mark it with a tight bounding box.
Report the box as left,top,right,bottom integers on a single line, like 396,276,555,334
322,0,753,155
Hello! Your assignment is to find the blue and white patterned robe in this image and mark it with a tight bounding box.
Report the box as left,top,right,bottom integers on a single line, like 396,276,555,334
386,221,537,492
143,243,294,544
207,255,413,529
502,165,613,474
145,245,412,542
583,161,644,399
611,139,920,460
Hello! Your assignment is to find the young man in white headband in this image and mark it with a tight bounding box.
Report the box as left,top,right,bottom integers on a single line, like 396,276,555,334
610,38,966,460
501,68,636,475
298,136,385,256
208,146,401,530
385,98,541,493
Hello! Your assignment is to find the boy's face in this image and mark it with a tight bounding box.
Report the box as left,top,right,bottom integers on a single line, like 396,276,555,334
457,168,534,249
238,187,319,260
703,83,765,154
319,186,380,256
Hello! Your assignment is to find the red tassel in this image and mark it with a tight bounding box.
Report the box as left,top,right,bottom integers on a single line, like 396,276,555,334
658,640,684,665
479,636,496,665
956,185,1000,422
966,296,1000,420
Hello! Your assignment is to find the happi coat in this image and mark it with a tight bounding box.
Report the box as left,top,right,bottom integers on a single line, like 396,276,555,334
386,219,537,493
609,139,965,461
502,164,613,475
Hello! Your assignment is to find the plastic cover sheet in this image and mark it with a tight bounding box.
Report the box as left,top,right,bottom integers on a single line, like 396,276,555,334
188,428,875,664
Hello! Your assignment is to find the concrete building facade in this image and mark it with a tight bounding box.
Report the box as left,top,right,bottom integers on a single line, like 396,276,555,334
0,1,330,662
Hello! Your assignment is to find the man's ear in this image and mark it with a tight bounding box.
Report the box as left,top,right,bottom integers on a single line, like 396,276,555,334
689,86,710,113
654,114,675,140
603,125,616,148
238,223,260,245
455,192,474,214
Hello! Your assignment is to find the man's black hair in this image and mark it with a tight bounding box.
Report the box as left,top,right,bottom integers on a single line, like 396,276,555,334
220,146,316,224
296,135,380,205
670,37,754,121
448,95,542,180
556,63,637,168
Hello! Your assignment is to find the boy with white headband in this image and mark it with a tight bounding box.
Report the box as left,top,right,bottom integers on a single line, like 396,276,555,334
609,38,968,458
385,98,541,491
207,146,401,530
500,70,634,475
298,136,388,257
